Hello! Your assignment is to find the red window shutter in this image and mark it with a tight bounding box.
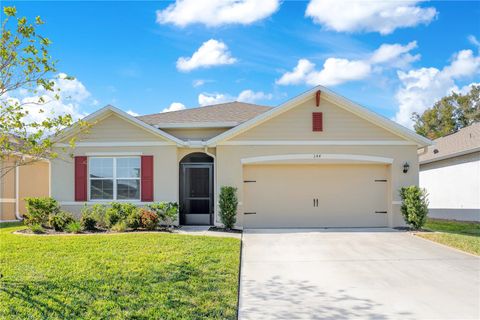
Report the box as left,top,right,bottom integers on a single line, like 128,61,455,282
312,112,323,132
74,156,88,201
141,155,154,202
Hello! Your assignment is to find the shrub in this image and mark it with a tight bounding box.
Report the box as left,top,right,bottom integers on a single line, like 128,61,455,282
81,204,107,228
105,207,120,228
139,208,159,230
65,221,82,233
111,220,127,232
126,209,142,230
24,197,60,226
400,186,429,230
147,202,178,227
80,214,97,231
219,186,238,229
48,211,75,231
30,224,45,234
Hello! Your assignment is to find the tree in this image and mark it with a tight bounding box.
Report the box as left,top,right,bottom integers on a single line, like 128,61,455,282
412,85,480,139
0,6,87,178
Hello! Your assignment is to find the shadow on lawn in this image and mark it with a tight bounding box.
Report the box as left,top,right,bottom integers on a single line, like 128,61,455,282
0,260,235,319
0,279,91,318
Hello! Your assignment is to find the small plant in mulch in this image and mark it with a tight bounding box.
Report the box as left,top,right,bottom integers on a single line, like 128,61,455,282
208,226,242,234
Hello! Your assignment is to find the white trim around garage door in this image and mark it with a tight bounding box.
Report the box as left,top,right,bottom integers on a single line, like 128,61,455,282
241,153,394,165
222,140,417,146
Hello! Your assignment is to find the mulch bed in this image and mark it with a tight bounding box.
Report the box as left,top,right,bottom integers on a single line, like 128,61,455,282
208,226,242,234
15,226,178,235
393,226,432,232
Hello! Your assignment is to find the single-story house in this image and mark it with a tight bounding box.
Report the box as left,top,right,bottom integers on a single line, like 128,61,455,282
0,156,50,221
51,86,431,228
420,123,480,222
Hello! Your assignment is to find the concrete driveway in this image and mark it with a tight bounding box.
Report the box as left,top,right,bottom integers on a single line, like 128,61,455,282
239,228,480,320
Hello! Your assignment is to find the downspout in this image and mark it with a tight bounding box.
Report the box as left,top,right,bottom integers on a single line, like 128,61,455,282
204,145,217,226
14,159,22,220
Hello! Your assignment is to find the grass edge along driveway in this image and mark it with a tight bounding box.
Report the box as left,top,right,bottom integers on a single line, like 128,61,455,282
417,218,480,256
0,222,241,319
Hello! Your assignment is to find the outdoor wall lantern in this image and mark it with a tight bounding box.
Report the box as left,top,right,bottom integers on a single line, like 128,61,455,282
403,162,410,174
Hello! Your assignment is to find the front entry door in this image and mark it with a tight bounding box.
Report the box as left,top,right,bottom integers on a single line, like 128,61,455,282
180,164,213,225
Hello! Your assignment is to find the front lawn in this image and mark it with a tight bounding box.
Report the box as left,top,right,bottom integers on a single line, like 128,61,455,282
417,218,480,255
0,222,241,319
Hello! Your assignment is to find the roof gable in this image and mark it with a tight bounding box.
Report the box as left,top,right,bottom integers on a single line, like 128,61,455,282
207,86,432,147
55,105,183,145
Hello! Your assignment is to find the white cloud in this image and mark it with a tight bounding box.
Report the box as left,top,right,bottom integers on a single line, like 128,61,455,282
198,90,272,106
277,41,417,86
468,35,480,49
3,73,92,126
237,90,273,103
156,0,280,27
176,39,237,72
394,49,480,127
193,79,205,87
306,0,437,35
370,41,419,66
162,102,186,113
126,110,139,117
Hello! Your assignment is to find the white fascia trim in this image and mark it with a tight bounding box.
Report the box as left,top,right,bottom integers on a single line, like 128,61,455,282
207,90,313,146
419,146,480,165
221,140,416,146
320,91,432,147
59,201,154,206
56,141,175,147
155,121,239,129
206,85,432,148
241,153,394,165
85,152,143,156
53,105,185,146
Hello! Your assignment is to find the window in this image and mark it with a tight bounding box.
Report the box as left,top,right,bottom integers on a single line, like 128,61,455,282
89,157,140,200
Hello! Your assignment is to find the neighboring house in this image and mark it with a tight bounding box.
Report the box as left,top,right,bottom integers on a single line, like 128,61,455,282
0,156,50,221
51,86,431,228
419,123,480,222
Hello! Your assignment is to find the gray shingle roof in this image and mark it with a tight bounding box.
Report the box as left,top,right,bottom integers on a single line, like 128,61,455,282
419,122,480,164
137,101,272,127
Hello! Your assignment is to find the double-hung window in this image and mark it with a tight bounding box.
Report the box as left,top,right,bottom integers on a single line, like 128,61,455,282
89,157,141,201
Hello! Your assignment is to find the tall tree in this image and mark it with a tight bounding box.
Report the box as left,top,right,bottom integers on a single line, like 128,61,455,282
412,85,480,139
0,7,87,178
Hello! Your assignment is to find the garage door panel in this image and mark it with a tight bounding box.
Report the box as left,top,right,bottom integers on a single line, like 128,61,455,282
243,164,388,228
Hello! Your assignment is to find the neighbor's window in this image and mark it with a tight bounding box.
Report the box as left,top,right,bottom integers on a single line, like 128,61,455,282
89,157,140,200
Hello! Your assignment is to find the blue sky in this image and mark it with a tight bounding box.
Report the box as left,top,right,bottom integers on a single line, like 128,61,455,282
6,0,480,127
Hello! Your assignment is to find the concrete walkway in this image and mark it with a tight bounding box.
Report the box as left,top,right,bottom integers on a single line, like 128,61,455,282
239,228,480,320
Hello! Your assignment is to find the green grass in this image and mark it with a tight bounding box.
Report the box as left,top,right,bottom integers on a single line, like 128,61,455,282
417,218,480,256
0,222,241,319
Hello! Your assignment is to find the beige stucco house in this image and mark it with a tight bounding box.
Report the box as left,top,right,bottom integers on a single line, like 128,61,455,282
51,86,431,228
0,156,50,221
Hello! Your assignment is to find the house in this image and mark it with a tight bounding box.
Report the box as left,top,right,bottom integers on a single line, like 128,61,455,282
0,156,50,221
51,86,431,228
419,123,480,222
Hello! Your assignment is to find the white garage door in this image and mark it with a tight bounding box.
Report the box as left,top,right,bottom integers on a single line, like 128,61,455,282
243,164,389,228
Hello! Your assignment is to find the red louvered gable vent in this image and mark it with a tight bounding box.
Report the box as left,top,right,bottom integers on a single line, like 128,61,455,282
74,156,88,201
141,155,154,202
312,112,323,132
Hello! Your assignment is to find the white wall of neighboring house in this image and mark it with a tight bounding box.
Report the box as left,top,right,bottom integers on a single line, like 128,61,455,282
420,151,480,221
